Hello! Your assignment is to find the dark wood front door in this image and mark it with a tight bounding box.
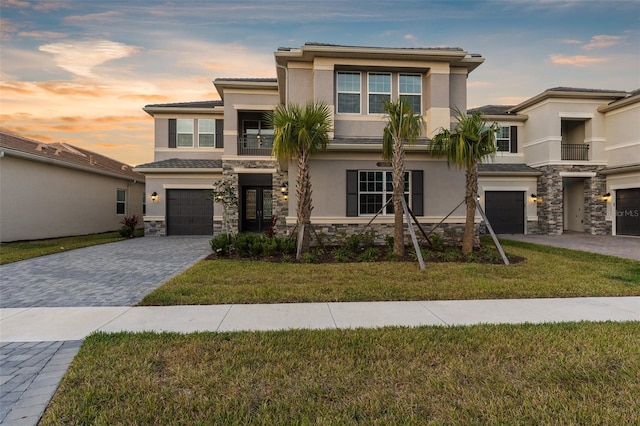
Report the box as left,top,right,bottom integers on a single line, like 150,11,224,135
242,186,273,232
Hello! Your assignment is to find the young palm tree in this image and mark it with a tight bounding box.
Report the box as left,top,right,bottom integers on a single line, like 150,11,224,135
268,101,332,258
382,99,425,257
430,108,497,254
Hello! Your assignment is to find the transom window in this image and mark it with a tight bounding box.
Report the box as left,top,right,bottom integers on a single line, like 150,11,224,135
359,171,410,215
399,74,421,114
198,119,215,147
176,119,194,147
368,73,391,114
337,72,361,114
496,126,511,152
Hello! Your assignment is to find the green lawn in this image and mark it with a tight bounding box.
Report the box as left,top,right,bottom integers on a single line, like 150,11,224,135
41,322,640,425
140,239,640,305
0,229,144,265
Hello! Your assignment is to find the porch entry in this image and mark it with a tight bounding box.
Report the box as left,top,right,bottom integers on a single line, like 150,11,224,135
239,174,273,233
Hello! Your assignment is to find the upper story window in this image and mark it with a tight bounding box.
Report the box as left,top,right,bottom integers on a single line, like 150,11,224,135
198,119,215,147
337,72,361,114
496,126,510,152
399,74,421,114
368,73,391,114
169,118,222,149
176,119,194,147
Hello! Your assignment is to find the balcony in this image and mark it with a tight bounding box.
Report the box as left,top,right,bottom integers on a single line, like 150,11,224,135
561,143,589,161
237,136,274,156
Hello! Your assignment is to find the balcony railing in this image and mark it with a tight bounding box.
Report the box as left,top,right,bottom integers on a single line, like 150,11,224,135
237,137,274,156
561,143,589,161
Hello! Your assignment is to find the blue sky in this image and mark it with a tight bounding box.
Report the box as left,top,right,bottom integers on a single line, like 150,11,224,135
1,0,638,165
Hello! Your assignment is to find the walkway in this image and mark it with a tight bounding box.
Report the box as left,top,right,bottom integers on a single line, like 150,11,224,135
499,233,640,261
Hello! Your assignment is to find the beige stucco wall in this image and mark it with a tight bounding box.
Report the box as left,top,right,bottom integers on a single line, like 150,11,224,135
603,102,640,168
0,155,144,242
285,152,466,224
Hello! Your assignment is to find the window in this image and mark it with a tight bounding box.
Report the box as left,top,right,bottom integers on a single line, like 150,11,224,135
358,171,410,215
399,74,421,114
176,119,194,147
198,119,215,147
368,73,391,114
116,189,126,215
496,126,511,152
337,72,360,114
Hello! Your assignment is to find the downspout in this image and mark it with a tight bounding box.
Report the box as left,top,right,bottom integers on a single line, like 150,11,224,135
275,63,289,105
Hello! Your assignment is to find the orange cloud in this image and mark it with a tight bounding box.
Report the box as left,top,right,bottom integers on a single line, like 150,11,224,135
549,54,607,67
0,82,37,94
118,94,172,103
583,35,622,50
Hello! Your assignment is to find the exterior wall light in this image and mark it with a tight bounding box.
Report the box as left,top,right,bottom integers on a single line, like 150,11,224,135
150,192,159,203
530,194,538,202
603,192,611,202
280,182,289,200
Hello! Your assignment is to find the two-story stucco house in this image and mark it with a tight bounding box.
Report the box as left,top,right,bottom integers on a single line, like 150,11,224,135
136,43,485,241
474,88,640,237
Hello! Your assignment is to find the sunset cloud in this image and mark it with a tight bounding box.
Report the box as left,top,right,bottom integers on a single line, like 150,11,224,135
39,40,140,78
583,34,622,50
19,31,67,39
549,54,608,67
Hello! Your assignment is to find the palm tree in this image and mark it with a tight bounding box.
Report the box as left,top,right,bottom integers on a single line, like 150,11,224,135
268,101,332,258
430,108,497,254
382,99,425,257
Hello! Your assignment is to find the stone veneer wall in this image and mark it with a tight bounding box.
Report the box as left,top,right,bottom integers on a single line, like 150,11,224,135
536,165,609,235
144,220,166,236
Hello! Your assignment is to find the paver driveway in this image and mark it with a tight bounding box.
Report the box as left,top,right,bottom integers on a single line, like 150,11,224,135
0,236,212,308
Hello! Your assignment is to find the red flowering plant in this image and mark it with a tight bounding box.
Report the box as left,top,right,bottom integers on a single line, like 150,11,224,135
119,215,140,238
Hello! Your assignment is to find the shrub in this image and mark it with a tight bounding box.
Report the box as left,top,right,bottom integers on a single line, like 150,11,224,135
332,247,352,263
276,237,297,255
119,215,139,238
358,247,380,262
429,233,445,251
300,252,318,263
210,233,233,257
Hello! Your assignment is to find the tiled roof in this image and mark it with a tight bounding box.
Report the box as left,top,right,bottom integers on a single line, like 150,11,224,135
478,164,542,175
0,131,144,181
135,158,222,169
144,100,223,108
467,105,515,115
279,42,465,52
546,87,628,94
214,78,277,83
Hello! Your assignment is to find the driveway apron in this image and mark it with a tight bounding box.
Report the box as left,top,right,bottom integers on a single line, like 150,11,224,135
0,236,211,425
0,236,212,308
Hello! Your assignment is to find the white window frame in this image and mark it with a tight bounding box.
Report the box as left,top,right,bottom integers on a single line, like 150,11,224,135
367,72,391,115
358,170,410,216
496,126,511,152
116,189,126,215
197,119,216,148
399,74,422,114
336,71,361,114
176,119,194,148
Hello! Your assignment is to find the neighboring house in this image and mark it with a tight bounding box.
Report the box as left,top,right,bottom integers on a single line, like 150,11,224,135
137,43,484,241
474,88,640,237
0,131,145,242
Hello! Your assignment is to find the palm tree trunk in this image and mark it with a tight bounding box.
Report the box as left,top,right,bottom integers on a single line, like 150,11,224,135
462,164,478,254
393,136,405,257
297,148,312,258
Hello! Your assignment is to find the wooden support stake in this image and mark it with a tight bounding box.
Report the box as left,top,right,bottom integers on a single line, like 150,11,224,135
474,197,509,265
402,197,425,271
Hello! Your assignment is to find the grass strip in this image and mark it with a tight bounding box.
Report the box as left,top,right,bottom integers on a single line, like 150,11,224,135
42,322,640,425
140,239,640,305
0,229,143,264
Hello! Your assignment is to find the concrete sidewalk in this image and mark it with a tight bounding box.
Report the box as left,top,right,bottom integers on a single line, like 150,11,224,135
2,297,639,342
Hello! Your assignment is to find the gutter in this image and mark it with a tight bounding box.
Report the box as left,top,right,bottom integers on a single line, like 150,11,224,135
0,148,144,183
133,167,223,174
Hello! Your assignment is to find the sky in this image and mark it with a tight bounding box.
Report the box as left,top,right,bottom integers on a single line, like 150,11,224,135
1,0,639,166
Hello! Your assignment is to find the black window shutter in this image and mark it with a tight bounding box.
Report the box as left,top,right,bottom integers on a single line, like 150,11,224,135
411,170,424,216
215,119,224,148
168,119,176,148
510,126,518,153
346,170,358,217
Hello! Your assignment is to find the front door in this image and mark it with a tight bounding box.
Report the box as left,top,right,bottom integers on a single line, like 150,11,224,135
242,186,273,232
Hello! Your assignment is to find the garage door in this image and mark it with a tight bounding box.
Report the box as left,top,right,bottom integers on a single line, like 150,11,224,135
485,191,525,234
616,188,640,236
166,189,214,236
